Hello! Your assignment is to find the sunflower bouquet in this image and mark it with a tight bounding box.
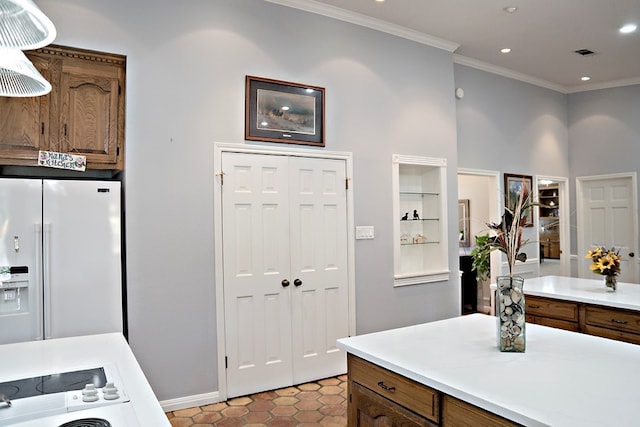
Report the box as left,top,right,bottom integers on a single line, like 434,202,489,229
585,247,621,277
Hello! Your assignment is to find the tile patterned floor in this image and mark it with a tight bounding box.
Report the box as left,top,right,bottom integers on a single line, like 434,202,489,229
166,375,348,426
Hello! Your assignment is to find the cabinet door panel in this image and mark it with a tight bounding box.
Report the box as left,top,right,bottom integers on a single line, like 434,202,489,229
60,58,121,166
0,55,50,163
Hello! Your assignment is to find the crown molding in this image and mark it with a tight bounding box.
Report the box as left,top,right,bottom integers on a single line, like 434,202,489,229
454,55,640,94
565,76,640,94
453,54,567,94
264,0,459,52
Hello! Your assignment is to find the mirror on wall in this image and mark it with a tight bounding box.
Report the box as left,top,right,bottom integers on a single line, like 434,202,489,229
458,199,470,247
537,176,570,278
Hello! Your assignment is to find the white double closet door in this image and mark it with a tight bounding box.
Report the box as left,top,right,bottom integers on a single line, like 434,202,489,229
222,152,349,398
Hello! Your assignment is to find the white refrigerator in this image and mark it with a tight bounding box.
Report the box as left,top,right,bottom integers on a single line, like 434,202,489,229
0,179,123,345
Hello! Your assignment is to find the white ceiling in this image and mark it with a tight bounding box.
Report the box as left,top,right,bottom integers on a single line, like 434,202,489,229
268,0,640,93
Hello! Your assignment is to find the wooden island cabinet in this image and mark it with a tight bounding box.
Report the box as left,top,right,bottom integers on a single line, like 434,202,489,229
338,314,640,427
348,355,517,427
522,276,640,345
0,45,126,170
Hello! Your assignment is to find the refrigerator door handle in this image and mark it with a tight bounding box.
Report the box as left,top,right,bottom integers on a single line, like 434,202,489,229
42,223,52,340
34,224,44,340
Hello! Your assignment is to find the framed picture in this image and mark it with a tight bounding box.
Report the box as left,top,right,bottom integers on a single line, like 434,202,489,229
245,76,325,146
504,173,533,227
458,199,470,247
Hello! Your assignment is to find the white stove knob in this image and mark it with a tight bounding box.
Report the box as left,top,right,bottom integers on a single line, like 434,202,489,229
81,384,99,402
81,384,96,395
103,381,120,400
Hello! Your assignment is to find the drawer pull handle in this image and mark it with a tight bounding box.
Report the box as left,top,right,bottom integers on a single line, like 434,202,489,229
611,319,628,325
377,381,396,393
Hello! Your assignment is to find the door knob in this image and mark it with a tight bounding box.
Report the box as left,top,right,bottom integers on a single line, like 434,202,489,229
294,279,302,287
281,279,290,287
629,252,635,258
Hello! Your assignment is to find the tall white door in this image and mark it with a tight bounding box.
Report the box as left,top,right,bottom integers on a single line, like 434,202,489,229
577,175,639,282
222,152,349,398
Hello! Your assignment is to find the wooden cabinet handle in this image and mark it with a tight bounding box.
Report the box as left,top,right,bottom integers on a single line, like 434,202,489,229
377,381,396,393
611,319,628,325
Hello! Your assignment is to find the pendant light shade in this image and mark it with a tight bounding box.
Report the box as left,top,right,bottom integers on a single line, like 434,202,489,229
0,47,51,96
0,0,56,50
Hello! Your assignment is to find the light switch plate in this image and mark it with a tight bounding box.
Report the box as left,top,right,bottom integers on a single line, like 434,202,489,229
355,226,374,240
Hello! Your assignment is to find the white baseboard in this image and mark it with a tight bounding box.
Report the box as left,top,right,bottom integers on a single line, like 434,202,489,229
160,391,221,413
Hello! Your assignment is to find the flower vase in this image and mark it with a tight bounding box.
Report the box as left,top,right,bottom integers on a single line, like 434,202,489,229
605,275,617,292
496,276,526,352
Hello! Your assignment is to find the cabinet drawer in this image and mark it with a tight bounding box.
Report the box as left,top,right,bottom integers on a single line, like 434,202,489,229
350,381,438,427
348,355,439,423
442,395,519,427
526,314,580,332
583,305,640,335
525,296,578,322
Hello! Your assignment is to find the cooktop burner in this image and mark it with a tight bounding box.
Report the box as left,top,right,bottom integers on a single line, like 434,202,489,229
0,368,106,401
59,418,111,427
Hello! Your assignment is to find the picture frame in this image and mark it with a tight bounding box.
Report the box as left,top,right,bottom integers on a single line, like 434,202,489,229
245,76,325,146
458,199,470,247
504,173,533,227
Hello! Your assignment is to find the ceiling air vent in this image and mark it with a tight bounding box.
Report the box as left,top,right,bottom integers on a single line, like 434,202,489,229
575,49,596,56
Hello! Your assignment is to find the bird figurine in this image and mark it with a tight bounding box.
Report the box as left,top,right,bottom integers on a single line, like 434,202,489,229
413,210,420,220
401,212,408,220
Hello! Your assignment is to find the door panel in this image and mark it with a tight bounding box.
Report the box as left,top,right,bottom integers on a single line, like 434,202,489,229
222,153,293,398
289,157,348,384
579,176,638,282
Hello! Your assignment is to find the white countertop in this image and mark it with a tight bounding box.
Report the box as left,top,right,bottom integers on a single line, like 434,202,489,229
518,275,640,311
337,314,640,427
0,333,169,426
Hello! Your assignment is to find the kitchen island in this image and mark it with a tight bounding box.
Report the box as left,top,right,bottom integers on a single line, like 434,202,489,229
337,313,640,426
0,333,169,426
511,276,640,343
521,275,640,310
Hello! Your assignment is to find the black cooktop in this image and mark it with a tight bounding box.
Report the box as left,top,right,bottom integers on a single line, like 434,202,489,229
60,418,111,427
0,367,106,400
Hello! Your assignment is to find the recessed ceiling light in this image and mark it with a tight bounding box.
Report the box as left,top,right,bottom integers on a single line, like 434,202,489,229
500,48,512,54
503,6,518,13
581,76,591,81
620,24,637,34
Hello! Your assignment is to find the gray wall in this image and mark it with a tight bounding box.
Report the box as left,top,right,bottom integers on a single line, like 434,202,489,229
454,64,570,261
568,85,640,253
455,64,569,176
38,0,460,401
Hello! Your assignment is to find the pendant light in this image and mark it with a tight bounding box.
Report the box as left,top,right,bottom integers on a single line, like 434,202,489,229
0,0,56,50
0,0,55,97
0,47,51,96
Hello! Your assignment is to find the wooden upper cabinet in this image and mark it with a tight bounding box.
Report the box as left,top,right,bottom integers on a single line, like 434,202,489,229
0,55,51,161
0,45,126,170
